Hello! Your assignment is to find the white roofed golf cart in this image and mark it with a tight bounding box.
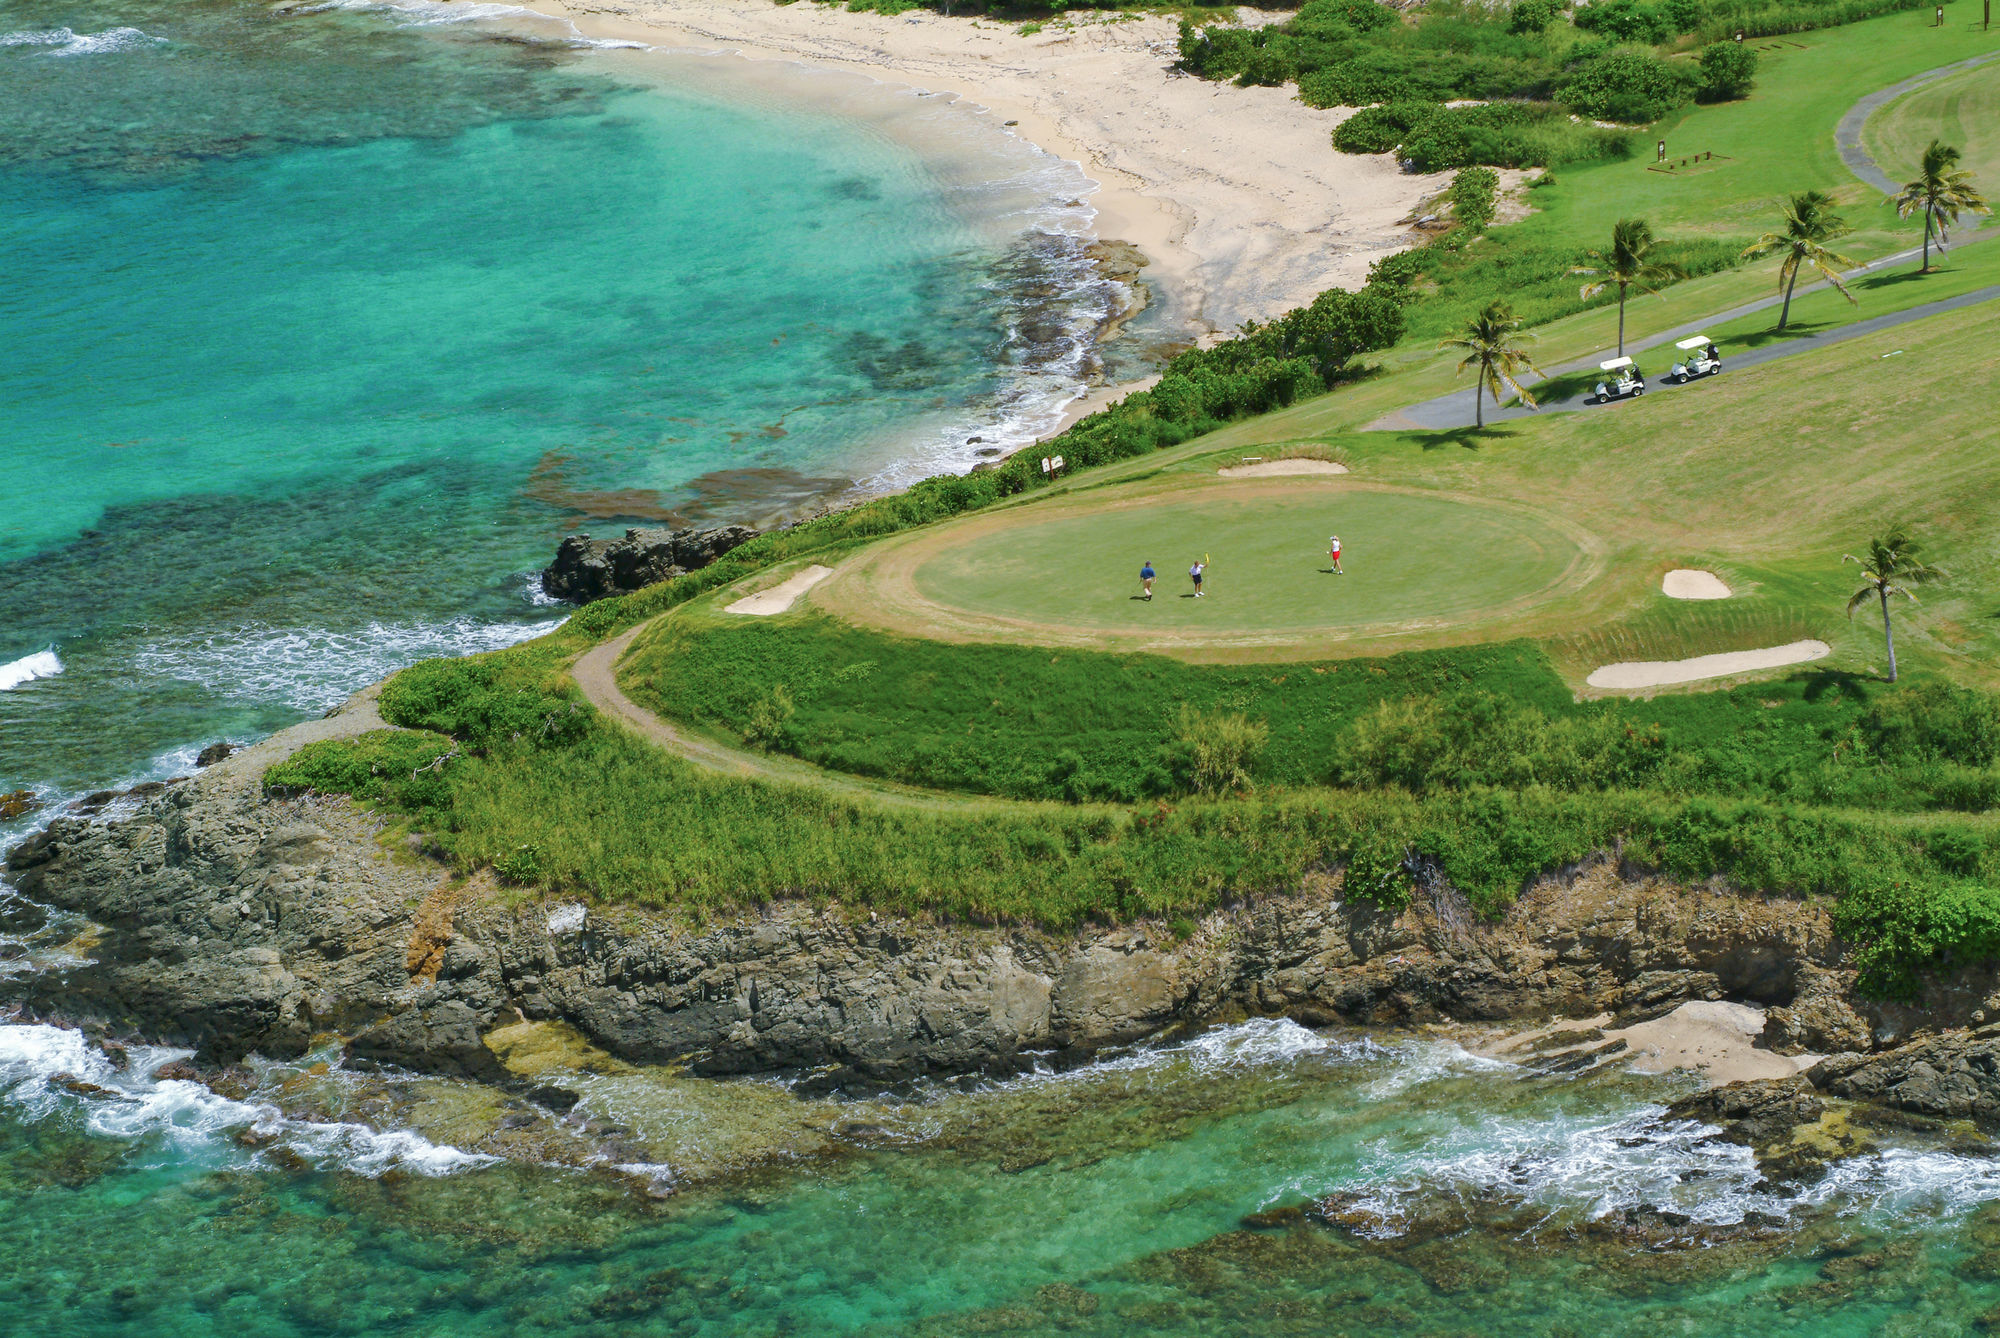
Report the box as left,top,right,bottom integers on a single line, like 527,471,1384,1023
1668,335,1723,383
1591,356,1645,404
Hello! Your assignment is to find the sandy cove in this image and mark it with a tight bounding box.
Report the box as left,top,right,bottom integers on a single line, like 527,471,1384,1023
542,0,1448,334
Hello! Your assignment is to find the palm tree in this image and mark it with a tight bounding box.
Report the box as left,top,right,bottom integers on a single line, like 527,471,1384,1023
1437,300,1542,429
1741,191,1859,330
1844,532,1943,683
1573,218,1686,356
1894,139,1991,273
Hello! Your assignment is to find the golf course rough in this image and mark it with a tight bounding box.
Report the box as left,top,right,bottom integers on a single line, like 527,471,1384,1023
812,480,1599,658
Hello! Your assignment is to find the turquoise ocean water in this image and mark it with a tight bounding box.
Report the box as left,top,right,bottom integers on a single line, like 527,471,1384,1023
0,0,1138,807
6,3,2000,1332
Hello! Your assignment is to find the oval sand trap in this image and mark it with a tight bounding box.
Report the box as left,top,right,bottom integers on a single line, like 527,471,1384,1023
1217,458,1349,478
726,564,833,616
1587,639,1830,691
1662,569,1730,600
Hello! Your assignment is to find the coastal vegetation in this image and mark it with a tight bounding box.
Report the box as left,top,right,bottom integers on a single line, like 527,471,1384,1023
265,12,2000,992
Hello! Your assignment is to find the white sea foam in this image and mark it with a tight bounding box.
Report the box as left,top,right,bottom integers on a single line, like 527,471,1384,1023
0,1023,493,1176
130,616,563,712
1323,1106,2000,1237
0,648,62,691
0,26,164,56
301,0,645,48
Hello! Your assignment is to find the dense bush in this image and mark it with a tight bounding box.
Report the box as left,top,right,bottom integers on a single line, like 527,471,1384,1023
380,656,586,749
1448,166,1501,232
1697,40,1759,101
1571,0,1702,43
1334,99,1635,171
1861,681,2000,767
1163,705,1271,797
265,729,459,812
1555,47,1699,122
1833,879,2000,997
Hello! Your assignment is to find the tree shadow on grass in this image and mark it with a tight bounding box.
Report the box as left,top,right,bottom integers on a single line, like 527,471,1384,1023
1724,319,1835,350
1414,424,1524,452
1800,667,1881,702
1858,267,1939,292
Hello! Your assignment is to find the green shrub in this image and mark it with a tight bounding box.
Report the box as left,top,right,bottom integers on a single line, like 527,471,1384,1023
1697,40,1758,100
1833,879,2000,997
743,684,797,749
1448,166,1501,232
1331,100,1438,153
1861,682,2000,768
265,729,458,809
381,656,585,748
1342,828,1414,909
1508,0,1558,33
1555,46,1697,123
1164,705,1271,797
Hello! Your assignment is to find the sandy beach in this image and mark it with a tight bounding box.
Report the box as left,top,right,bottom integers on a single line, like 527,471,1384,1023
541,0,1446,334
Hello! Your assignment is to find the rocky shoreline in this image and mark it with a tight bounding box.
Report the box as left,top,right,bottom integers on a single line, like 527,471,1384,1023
9,700,2000,1149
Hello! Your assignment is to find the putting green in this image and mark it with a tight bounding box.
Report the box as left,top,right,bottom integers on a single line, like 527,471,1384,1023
814,480,1598,656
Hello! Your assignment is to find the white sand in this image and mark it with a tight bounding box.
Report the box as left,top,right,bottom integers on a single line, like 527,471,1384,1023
1609,1001,1819,1085
541,1,1445,330
726,564,834,616
1663,569,1731,600
1217,458,1350,478
1480,1002,1818,1087
1586,640,1831,691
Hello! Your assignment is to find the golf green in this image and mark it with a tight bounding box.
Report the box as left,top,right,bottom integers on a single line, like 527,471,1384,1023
907,486,1586,638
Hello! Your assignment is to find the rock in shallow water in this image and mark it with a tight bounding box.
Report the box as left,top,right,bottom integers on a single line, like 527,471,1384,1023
540,524,757,604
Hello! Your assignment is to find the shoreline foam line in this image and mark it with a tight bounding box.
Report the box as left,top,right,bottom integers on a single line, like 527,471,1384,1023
1587,640,1831,691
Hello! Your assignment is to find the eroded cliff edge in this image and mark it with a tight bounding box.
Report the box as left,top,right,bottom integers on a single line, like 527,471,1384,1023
13,698,2000,1114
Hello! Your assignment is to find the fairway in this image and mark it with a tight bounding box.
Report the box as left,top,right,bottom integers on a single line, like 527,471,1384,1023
1864,56,2000,186
815,481,1596,656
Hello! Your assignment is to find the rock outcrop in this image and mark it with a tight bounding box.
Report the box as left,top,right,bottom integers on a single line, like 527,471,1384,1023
1810,1026,2000,1125
9,704,1999,1092
540,524,756,604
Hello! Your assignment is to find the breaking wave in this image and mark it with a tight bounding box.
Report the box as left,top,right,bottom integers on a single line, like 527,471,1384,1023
0,1023,493,1177
0,26,164,56
0,648,62,692
129,616,563,712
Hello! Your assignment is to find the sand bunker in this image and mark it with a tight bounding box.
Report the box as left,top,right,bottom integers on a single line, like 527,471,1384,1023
725,565,833,616
1217,459,1350,478
1587,639,1830,691
1663,569,1731,600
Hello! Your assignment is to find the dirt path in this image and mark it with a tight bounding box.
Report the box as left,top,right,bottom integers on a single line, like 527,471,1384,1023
569,622,1023,813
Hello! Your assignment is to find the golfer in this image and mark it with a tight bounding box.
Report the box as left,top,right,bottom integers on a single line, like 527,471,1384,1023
1140,560,1156,601
1328,535,1344,575
1189,559,1206,598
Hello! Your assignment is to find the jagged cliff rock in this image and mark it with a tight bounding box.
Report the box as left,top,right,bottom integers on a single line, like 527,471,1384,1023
540,524,756,604
1810,1026,2000,1124
11,700,2000,1090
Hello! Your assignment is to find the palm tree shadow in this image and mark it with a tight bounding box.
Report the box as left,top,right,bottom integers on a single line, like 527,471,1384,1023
1859,268,1936,291
1416,425,1520,451
1800,668,1880,701
1730,319,1833,349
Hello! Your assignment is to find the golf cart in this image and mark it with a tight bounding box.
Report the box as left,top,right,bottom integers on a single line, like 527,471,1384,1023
1591,356,1645,403
1667,335,1723,383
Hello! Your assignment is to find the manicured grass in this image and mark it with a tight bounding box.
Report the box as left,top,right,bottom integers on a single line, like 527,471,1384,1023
897,483,1586,642
1863,54,2000,186
1370,16,2000,387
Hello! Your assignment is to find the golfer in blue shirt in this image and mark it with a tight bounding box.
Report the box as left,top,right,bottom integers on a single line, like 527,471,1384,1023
1140,561,1156,601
